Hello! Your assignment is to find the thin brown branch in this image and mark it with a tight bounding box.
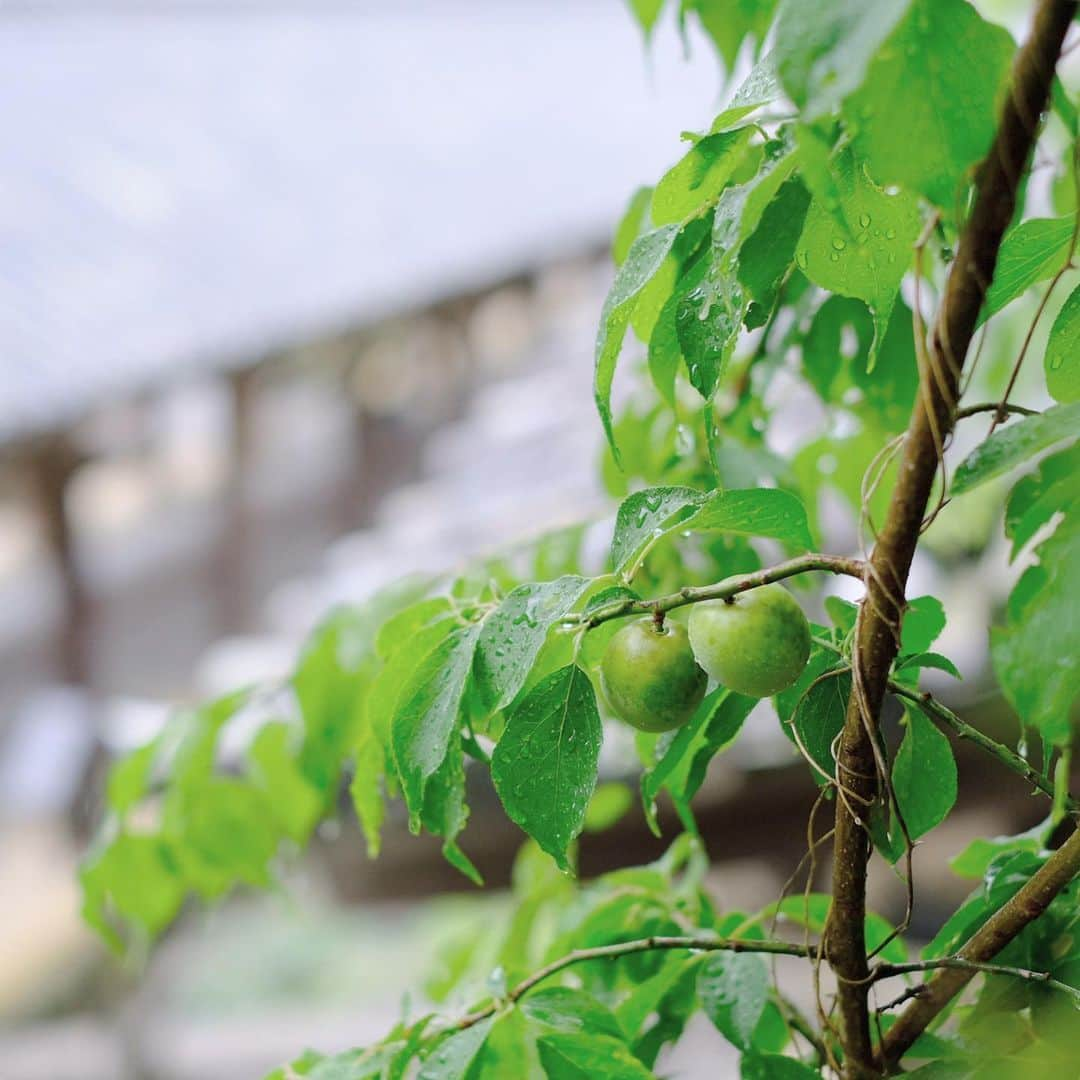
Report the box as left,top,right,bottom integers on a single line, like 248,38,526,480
953,401,1037,420
878,824,1080,1067
827,2,1078,1075
450,934,820,1032
889,683,1080,815
577,553,865,629
873,955,1080,1005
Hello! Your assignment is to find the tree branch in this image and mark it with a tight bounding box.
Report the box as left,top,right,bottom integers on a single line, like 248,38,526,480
889,683,1080,816
953,401,1037,421
873,955,1080,1007
450,933,820,1032
878,824,1080,1067
577,553,865,629
827,2,1078,1074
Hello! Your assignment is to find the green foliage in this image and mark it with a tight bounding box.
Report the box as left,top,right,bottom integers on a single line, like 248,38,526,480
83,2,1080,1074
952,402,1080,494
844,0,1014,207
877,704,959,864
773,0,908,119
492,666,602,871
981,215,1076,321
1045,282,1080,402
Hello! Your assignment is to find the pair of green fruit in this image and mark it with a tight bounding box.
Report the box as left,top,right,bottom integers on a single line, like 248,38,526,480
600,584,811,733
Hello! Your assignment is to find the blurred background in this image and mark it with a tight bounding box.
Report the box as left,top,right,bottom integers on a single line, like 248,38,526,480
0,2,1074,1078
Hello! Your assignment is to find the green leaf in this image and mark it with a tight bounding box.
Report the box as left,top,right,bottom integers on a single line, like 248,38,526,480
491,666,602,871
774,0,909,118
801,296,919,433
844,0,1014,207
687,488,814,549
1005,442,1080,558
641,689,754,830
788,667,851,785
376,597,453,661
895,652,962,682
981,216,1076,322
475,576,590,711
1045,282,1080,402
165,777,279,896
884,703,958,863
720,130,801,251
900,595,946,655
106,739,158,815
472,1008,542,1078
520,987,624,1039
293,607,380,791
369,616,458,755
991,512,1080,745
616,954,698,1037
417,1017,495,1080
675,250,744,400
652,129,752,226
795,140,921,361
535,1032,655,1080
924,851,1044,959
647,292,682,406
249,722,322,844
738,176,812,313
683,0,779,71
698,950,768,1049
949,820,1049,880
610,486,705,575
952,402,1080,494
625,0,666,39
741,1052,823,1079
420,738,480,883
350,722,386,858
392,625,481,826
710,50,781,132
596,224,682,461
80,831,185,948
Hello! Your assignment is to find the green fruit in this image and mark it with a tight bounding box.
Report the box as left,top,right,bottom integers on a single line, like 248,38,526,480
687,583,811,697
600,618,708,733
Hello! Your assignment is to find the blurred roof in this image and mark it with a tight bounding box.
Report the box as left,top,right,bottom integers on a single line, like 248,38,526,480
0,0,718,443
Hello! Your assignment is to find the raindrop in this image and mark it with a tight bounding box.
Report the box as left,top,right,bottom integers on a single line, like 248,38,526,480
858,213,871,228
885,227,897,240
795,250,809,269
829,251,840,262
831,237,847,251
644,492,664,512
1050,354,1064,370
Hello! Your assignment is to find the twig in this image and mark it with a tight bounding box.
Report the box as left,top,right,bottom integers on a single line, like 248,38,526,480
878,824,1080,1067
954,401,1037,420
576,553,865,629
449,934,821,1032
889,682,1080,815
828,3,1078,1074
873,956,1080,1005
